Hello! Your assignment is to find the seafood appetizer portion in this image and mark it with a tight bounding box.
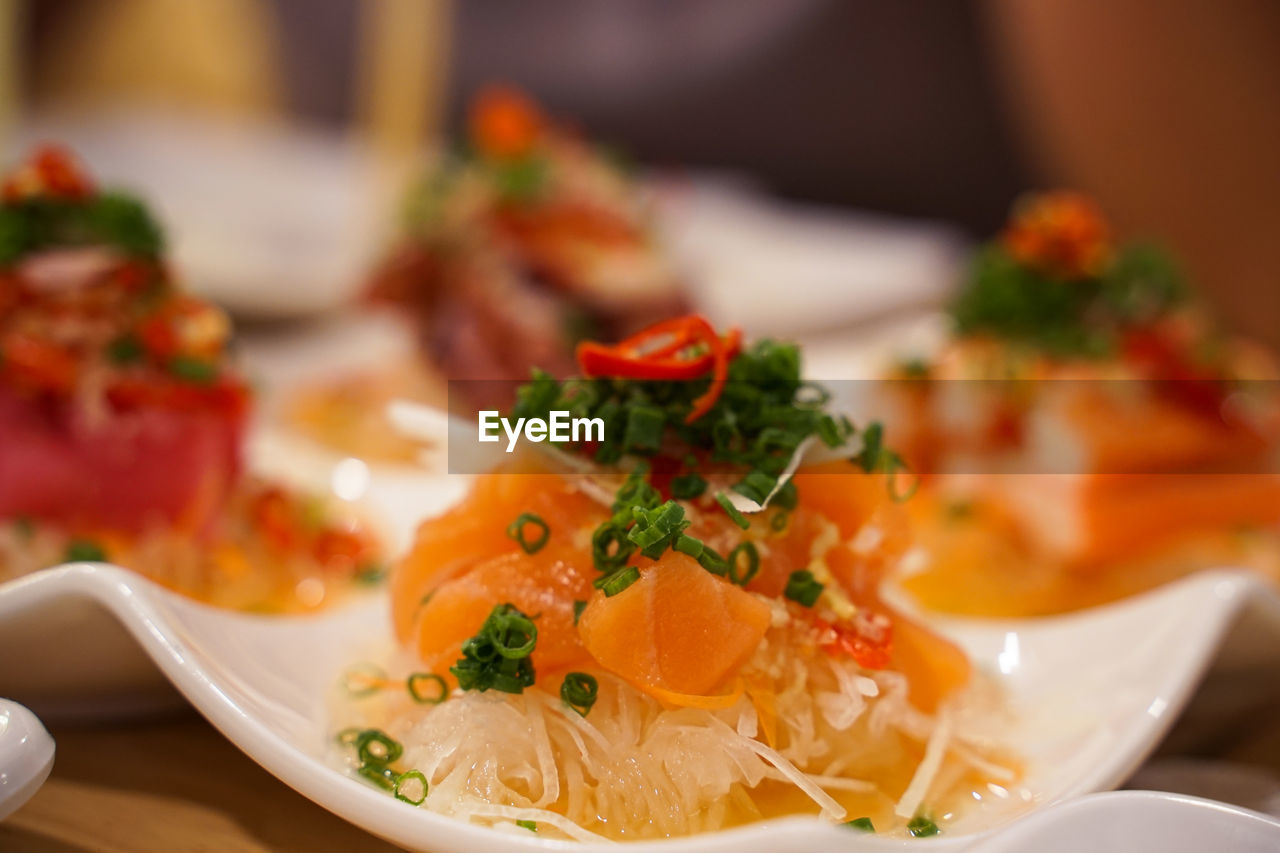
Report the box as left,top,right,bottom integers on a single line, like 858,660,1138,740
890,192,1280,615
335,316,1020,840
0,146,381,611
368,86,684,400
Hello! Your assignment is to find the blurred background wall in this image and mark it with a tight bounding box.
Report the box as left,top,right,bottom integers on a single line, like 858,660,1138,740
7,0,1279,345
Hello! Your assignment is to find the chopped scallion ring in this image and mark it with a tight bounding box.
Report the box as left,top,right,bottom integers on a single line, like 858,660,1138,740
516,819,538,832
572,599,587,625
715,493,750,529
355,729,404,766
844,817,875,832
506,512,550,554
727,542,760,586
407,672,449,704
358,763,397,790
340,663,389,697
907,815,939,838
394,769,429,805
560,671,599,716
601,566,641,597
784,570,825,607
64,539,107,563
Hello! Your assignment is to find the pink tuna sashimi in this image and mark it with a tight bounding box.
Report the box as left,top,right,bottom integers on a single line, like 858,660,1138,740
0,389,244,534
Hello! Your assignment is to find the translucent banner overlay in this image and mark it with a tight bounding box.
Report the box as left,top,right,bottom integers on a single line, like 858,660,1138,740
427,378,1280,476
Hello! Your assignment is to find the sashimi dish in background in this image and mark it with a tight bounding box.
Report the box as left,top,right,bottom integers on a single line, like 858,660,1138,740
0,146,382,611
285,86,687,463
332,316,1022,841
884,192,1280,616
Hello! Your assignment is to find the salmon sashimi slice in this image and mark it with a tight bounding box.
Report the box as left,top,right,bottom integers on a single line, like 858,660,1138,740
577,552,772,697
407,543,598,680
391,472,606,640
987,472,1280,569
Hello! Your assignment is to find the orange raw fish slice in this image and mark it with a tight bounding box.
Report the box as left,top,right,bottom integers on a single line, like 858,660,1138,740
409,543,597,680
577,553,771,697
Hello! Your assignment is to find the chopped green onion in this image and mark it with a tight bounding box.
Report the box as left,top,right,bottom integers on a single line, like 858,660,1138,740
697,547,727,576
591,522,635,573
573,599,587,625
784,570,824,607
623,404,665,452
727,542,760,586
844,817,875,832
506,512,550,554
669,471,707,500
627,500,689,559
407,673,449,704
772,481,798,510
393,770,429,805
355,729,404,766
770,510,790,532
715,493,750,529
907,815,939,838
335,727,363,746
600,566,640,597
560,671,599,716
516,819,538,832
340,663,388,698
357,763,397,790
450,604,538,693
733,469,776,504
64,539,107,563
673,533,704,558
168,356,218,384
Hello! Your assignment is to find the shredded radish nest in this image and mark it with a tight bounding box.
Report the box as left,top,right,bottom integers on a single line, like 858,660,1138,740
332,619,1020,841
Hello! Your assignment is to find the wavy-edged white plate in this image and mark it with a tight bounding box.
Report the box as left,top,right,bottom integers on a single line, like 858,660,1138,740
1,563,1278,849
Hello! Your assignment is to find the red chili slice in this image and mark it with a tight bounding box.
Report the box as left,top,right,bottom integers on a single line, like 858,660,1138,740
575,315,742,421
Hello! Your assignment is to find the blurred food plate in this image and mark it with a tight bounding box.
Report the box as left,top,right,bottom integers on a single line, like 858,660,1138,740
11,111,396,318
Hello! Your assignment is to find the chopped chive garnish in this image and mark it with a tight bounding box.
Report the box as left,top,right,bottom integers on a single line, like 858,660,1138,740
673,533,704,558
560,671,599,716
627,500,689,558
733,469,777,504
355,729,404,766
726,542,760,586
393,769,429,805
357,762,397,790
340,663,388,697
670,471,707,500
844,817,875,832
907,815,939,838
591,522,635,573
506,512,550,554
168,356,218,384
601,566,640,597
516,819,538,832
623,404,665,452
715,493,750,529
450,604,537,693
64,539,107,563
573,599,587,625
784,570,824,607
770,510,789,532
407,672,449,704
697,548,727,576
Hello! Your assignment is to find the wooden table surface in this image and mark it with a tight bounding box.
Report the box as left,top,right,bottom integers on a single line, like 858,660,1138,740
0,713,401,853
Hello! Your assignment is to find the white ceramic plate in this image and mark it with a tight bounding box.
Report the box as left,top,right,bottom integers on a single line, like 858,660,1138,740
2,562,1278,849
973,790,1280,853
